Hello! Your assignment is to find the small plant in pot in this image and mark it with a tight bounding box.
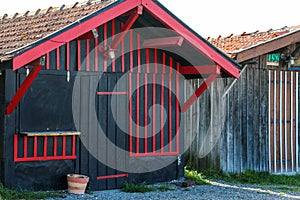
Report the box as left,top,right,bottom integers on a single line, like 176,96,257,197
67,174,89,194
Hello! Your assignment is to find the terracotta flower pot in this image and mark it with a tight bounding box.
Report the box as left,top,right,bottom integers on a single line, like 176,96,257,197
67,174,89,194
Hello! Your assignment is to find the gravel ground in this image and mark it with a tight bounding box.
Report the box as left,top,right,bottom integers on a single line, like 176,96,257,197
48,180,300,200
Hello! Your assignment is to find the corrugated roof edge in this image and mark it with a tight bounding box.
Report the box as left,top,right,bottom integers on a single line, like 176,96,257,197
9,0,119,58
152,0,242,70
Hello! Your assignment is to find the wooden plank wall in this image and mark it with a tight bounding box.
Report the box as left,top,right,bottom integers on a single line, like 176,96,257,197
186,57,270,173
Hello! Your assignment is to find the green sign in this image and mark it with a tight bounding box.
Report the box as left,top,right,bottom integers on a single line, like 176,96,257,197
268,53,280,63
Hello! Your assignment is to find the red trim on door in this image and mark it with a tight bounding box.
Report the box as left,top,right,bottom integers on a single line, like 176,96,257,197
97,92,128,95
96,174,128,180
6,65,42,115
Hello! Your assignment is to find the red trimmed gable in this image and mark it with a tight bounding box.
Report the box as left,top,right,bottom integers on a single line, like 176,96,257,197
1,0,240,78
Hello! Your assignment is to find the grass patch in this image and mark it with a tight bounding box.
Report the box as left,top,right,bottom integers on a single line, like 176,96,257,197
184,167,211,185
190,166,300,187
157,185,174,192
122,182,156,193
0,183,64,200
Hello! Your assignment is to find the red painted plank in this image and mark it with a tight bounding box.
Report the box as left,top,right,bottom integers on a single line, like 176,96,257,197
111,19,115,72
24,136,28,158
129,73,133,154
13,0,140,70
152,73,156,153
154,49,158,74
46,52,50,70
104,23,107,72
44,136,48,157
14,156,76,162
5,65,42,115
136,73,140,153
56,47,60,70
95,37,99,71
33,136,37,158
53,137,57,156
176,62,180,153
62,136,66,156
96,92,128,95
66,42,70,71
168,57,173,152
179,65,217,75
144,73,148,153
77,40,81,71
143,36,184,49
72,135,76,156
160,75,164,152
121,33,125,72
110,5,142,49
86,39,90,71
181,72,219,113
142,0,239,78
14,135,18,161
96,174,128,180
137,34,141,73
130,152,178,157
130,30,133,71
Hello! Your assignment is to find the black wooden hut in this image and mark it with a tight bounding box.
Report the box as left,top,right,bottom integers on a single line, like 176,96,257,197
0,0,239,190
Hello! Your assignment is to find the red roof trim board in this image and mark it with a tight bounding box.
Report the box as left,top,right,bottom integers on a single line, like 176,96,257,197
10,0,240,79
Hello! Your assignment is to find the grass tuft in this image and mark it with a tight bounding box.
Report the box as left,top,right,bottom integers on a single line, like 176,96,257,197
122,182,156,193
0,183,64,200
184,167,211,185
157,184,174,192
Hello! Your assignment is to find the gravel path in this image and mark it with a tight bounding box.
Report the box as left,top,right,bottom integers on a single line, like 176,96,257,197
48,180,300,200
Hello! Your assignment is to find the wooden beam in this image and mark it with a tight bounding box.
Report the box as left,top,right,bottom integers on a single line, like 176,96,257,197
179,65,217,75
142,36,184,48
110,5,143,49
6,65,42,115
181,66,220,113
236,30,300,63
77,29,98,40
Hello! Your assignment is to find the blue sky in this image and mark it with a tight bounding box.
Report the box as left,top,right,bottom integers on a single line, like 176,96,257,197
1,0,299,38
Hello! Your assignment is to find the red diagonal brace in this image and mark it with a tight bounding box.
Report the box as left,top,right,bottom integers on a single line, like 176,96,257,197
6,65,42,115
110,5,143,49
181,66,220,113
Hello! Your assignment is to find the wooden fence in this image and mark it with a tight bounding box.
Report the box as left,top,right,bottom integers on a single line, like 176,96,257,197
185,64,288,173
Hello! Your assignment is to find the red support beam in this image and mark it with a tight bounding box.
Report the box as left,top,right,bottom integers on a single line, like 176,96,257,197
181,70,220,113
142,36,184,49
6,65,42,115
96,174,128,180
179,65,218,75
110,5,143,49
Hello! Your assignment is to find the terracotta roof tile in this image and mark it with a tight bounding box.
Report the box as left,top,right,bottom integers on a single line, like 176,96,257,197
208,26,300,59
0,0,114,61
